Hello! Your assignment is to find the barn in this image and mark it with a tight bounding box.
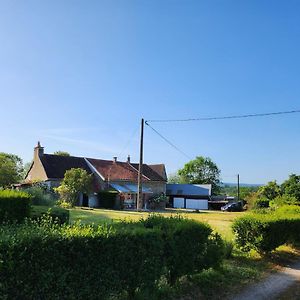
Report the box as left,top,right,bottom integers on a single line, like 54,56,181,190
166,184,211,210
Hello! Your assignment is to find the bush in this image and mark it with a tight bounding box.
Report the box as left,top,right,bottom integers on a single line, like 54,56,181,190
0,190,31,223
141,215,225,284
0,215,225,299
0,219,163,299
98,191,117,209
270,195,298,207
24,186,57,206
232,213,300,253
254,198,270,209
31,206,69,224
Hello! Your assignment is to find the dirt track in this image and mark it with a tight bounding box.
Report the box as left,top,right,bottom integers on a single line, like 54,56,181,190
231,260,300,300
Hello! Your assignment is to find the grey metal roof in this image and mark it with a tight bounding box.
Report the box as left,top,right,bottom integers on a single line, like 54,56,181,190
166,184,211,196
110,183,153,194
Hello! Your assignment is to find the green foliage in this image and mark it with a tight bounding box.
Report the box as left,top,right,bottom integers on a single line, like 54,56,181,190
221,185,259,200
0,215,225,299
0,190,31,223
55,168,92,207
232,211,300,253
31,206,69,224
281,174,300,203
257,181,281,200
270,194,298,207
0,153,24,187
177,156,221,194
254,197,270,208
141,215,225,284
24,186,57,206
167,173,182,184
98,191,118,209
22,161,32,179
53,151,70,156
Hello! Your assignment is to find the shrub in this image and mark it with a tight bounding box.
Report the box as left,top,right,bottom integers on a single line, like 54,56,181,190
232,213,300,253
31,206,69,224
141,215,225,284
254,197,270,209
24,186,57,206
269,195,298,208
0,190,31,223
0,215,225,298
0,220,163,299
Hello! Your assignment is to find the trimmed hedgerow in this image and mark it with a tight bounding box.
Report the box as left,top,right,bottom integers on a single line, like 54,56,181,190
141,215,225,284
0,220,163,299
232,212,300,253
0,190,31,223
0,215,225,299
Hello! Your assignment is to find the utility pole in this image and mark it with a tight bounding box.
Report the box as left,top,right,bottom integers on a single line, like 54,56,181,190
237,174,240,202
137,118,144,210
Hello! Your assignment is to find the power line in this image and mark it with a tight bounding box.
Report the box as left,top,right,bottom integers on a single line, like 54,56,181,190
146,109,300,123
145,121,192,160
117,125,139,158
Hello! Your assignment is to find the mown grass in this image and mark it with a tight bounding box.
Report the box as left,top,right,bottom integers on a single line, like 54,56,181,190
69,208,241,239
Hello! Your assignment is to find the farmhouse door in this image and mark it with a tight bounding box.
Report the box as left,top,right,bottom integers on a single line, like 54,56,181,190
82,194,89,207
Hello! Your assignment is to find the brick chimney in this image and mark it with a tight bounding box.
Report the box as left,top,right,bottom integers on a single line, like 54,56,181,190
127,155,130,163
34,141,44,161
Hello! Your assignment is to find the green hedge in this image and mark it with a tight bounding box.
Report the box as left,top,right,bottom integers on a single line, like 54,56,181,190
0,216,225,299
141,215,225,284
31,206,69,224
232,212,300,253
0,190,31,223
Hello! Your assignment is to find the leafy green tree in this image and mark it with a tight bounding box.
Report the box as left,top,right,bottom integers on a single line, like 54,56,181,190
54,151,70,156
167,173,182,184
0,153,23,187
257,181,281,200
270,194,298,207
178,156,221,194
22,161,32,179
281,174,300,202
55,168,92,207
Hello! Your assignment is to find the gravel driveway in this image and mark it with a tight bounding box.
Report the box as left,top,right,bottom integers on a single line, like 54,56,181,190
231,260,300,300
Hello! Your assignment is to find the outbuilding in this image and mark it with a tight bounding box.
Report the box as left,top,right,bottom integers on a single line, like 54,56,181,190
166,184,211,210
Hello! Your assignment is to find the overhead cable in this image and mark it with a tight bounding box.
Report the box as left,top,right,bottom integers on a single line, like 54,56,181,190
146,109,300,123
145,121,192,160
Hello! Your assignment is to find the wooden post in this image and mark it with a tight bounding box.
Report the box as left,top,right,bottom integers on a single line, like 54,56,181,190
137,118,144,210
237,174,240,202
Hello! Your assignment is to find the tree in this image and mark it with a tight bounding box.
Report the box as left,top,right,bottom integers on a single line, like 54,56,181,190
281,174,300,202
22,161,32,179
257,181,281,200
167,173,182,184
55,168,92,207
54,151,70,156
178,156,221,194
0,153,23,188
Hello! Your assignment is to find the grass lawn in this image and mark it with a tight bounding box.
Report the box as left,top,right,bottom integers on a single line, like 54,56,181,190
69,207,243,239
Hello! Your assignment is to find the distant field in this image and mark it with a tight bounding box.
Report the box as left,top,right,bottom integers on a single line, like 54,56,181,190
70,208,243,239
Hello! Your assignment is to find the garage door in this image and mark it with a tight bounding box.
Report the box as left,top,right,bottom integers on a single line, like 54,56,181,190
186,199,208,210
173,197,185,208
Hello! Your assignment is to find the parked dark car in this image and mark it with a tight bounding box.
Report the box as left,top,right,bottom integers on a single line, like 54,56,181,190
221,201,243,212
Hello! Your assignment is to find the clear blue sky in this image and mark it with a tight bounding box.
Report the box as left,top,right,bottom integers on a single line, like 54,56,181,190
0,1,299,184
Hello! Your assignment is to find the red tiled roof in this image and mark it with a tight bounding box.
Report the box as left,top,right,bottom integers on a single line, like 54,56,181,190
39,154,166,182
87,158,166,182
